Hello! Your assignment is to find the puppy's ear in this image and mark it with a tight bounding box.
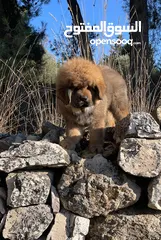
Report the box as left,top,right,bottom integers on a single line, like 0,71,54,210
57,88,72,105
94,82,106,100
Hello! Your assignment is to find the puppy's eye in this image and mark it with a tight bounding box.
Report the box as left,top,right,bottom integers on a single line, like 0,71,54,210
73,87,79,93
87,86,96,93
87,86,93,91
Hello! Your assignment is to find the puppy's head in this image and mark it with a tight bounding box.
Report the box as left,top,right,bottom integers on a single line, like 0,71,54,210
67,85,101,109
56,58,106,108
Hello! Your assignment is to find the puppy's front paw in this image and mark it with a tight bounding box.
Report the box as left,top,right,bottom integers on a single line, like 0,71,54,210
60,138,76,150
89,144,103,153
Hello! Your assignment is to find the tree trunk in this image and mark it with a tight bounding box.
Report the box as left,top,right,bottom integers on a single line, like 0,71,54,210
130,0,149,90
67,0,93,61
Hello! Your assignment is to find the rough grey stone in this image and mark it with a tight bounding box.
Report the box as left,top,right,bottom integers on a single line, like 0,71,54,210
14,133,26,144
72,215,90,240
58,154,141,218
3,204,53,240
7,171,51,207
148,173,161,210
114,112,161,143
0,133,10,139
127,112,161,138
42,130,60,144
0,140,70,173
118,138,161,177
0,133,26,153
87,208,161,240
103,142,117,158
51,186,60,214
68,150,82,163
47,209,89,240
0,187,6,216
0,187,6,200
46,210,70,240
0,198,6,215
0,135,16,153
26,134,41,141
42,121,65,136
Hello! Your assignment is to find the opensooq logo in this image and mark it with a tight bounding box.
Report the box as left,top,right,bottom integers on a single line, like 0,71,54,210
64,21,142,46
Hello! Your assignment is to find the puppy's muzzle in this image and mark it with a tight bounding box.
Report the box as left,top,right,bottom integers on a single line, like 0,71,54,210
68,89,90,108
79,95,89,107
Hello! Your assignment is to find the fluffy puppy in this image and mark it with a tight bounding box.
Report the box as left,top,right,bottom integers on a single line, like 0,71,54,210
56,58,129,152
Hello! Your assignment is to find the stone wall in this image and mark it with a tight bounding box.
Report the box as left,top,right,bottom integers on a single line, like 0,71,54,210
0,112,161,239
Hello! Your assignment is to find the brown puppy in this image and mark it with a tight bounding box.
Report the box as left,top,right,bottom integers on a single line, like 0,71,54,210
56,58,129,152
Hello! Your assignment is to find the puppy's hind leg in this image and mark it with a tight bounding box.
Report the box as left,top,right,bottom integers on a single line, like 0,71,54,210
111,90,129,121
106,110,116,127
111,90,130,143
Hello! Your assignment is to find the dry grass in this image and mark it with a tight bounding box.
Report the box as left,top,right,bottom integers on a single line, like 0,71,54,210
0,58,63,134
106,48,161,113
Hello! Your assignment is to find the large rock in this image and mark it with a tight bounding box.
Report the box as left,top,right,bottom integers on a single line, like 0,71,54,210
114,112,161,143
42,121,65,137
42,121,65,144
58,155,141,218
0,140,70,173
0,135,16,153
87,208,161,240
126,112,161,138
148,173,161,210
6,171,51,207
42,130,61,144
0,133,27,153
3,204,53,240
118,138,161,177
47,209,90,240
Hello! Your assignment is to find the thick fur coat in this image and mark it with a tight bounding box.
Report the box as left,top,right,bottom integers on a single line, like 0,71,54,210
56,58,129,152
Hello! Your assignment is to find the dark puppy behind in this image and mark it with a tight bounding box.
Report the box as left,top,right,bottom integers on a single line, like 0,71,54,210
56,58,129,152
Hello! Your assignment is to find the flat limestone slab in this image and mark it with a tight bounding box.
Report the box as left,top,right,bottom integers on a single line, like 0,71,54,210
0,140,70,173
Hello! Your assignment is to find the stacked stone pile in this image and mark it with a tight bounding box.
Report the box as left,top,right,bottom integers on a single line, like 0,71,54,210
0,113,160,239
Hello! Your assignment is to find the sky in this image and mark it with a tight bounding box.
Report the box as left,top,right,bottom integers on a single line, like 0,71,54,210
30,0,129,61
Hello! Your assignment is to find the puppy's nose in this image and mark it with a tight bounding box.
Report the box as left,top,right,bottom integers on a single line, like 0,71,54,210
80,95,88,101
